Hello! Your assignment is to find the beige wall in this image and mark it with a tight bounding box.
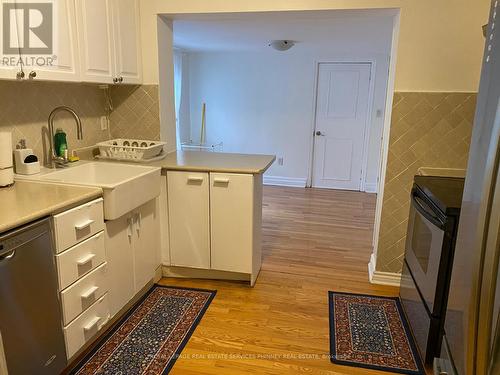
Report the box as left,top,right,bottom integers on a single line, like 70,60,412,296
140,0,490,91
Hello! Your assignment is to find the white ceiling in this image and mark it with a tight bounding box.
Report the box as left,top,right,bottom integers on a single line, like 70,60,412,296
172,9,397,52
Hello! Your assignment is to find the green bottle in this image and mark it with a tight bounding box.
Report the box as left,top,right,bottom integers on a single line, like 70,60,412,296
54,128,67,157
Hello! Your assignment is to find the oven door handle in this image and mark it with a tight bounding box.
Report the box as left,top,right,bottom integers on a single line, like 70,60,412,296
412,192,446,230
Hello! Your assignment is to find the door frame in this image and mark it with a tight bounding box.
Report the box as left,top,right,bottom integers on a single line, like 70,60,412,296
307,59,377,192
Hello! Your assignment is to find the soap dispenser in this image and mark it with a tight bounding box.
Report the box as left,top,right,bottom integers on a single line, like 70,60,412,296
14,139,40,175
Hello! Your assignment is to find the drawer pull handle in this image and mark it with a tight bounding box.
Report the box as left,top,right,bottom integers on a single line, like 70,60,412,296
187,176,204,183
214,178,230,184
75,219,94,231
77,253,95,266
81,286,99,300
83,316,101,332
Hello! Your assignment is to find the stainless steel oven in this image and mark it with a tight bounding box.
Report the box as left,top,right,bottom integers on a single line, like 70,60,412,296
400,176,464,365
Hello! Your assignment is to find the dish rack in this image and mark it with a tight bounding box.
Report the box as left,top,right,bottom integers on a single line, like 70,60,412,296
96,139,166,161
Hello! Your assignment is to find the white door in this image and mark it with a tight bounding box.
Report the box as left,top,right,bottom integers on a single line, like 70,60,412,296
28,0,80,81
0,0,23,80
105,214,135,318
312,63,371,190
133,199,159,292
167,171,210,269
210,173,253,274
111,0,142,84
75,0,114,83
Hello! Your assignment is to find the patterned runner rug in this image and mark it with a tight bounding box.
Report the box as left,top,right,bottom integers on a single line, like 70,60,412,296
329,291,424,374
72,285,216,374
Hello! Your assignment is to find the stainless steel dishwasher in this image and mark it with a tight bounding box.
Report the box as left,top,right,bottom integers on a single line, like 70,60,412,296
0,217,67,374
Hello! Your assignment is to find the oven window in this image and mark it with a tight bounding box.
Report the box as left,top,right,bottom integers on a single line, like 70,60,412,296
411,213,433,273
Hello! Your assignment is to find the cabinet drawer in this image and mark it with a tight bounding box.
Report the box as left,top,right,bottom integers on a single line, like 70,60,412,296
53,198,104,253
210,173,254,273
56,231,106,290
167,171,210,269
64,294,110,359
60,263,109,325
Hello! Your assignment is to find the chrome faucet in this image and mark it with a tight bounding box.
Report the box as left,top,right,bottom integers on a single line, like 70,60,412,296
47,106,83,168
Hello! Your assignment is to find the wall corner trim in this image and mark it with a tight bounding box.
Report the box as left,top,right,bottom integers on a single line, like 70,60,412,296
368,253,401,286
263,176,307,188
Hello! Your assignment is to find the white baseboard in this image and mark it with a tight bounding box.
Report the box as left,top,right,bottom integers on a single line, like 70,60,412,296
263,176,307,188
368,253,401,286
364,182,378,193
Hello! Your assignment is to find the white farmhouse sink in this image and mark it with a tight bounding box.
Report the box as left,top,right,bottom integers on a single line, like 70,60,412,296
40,162,161,220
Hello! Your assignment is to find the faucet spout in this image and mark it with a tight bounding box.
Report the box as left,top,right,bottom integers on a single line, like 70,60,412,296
47,106,83,168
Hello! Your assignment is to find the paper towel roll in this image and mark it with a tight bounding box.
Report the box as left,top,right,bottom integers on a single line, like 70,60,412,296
0,131,13,169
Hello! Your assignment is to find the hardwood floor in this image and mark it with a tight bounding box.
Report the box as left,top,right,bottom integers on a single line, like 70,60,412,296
159,186,399,374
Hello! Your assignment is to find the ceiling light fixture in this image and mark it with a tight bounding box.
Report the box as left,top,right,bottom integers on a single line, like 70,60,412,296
269,40,295,51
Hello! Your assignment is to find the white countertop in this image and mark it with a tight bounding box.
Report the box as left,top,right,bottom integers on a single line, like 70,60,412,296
147,151,276,174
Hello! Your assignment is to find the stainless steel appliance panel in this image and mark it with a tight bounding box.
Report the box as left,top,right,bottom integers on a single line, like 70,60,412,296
400,261,431,360
0,218,67,374
405,192,446,314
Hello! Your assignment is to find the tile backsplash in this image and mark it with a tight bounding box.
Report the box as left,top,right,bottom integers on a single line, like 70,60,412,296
109,85,160,141
0,80,108,165
0,81,161,167
376,92,477,273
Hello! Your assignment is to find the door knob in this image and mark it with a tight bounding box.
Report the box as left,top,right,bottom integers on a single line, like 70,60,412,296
28,71,36,79
118,76,123,83
16,70,25,80
113,77,118,84
315,131,325,136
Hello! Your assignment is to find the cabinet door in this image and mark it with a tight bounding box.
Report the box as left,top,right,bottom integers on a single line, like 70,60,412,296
167,171,210,269
133,199,159,292
24,0,79,81
75,0,114,83
210,173,254,273
111,0,142,84
105,214,134,318
0,0,23,80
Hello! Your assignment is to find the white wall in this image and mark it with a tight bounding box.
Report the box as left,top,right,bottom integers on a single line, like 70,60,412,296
184,16,392,186
178,53,191,143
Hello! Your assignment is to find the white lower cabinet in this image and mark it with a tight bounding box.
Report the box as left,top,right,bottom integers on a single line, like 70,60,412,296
53,199,109,360
63,294,110,359
106,198,160,317
105,212,135,317
167,171,210,269
210,173,255,274
60,263,109,325
166,171,263,284
55,231,106,290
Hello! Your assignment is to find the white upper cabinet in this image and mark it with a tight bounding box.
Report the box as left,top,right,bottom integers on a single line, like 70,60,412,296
0,0,142,84
75,0,142,84
75,0,115,84
28,0,80,81
0,0,22,80
0,0,80,81
111,0,142,84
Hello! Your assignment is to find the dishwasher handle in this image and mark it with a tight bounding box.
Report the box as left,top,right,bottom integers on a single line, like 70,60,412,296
0,250,15,261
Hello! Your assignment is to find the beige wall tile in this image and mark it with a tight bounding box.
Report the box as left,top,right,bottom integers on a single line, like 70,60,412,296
376,91,476,273
109,84,160,141
0,81,161,167
0,81,108,165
